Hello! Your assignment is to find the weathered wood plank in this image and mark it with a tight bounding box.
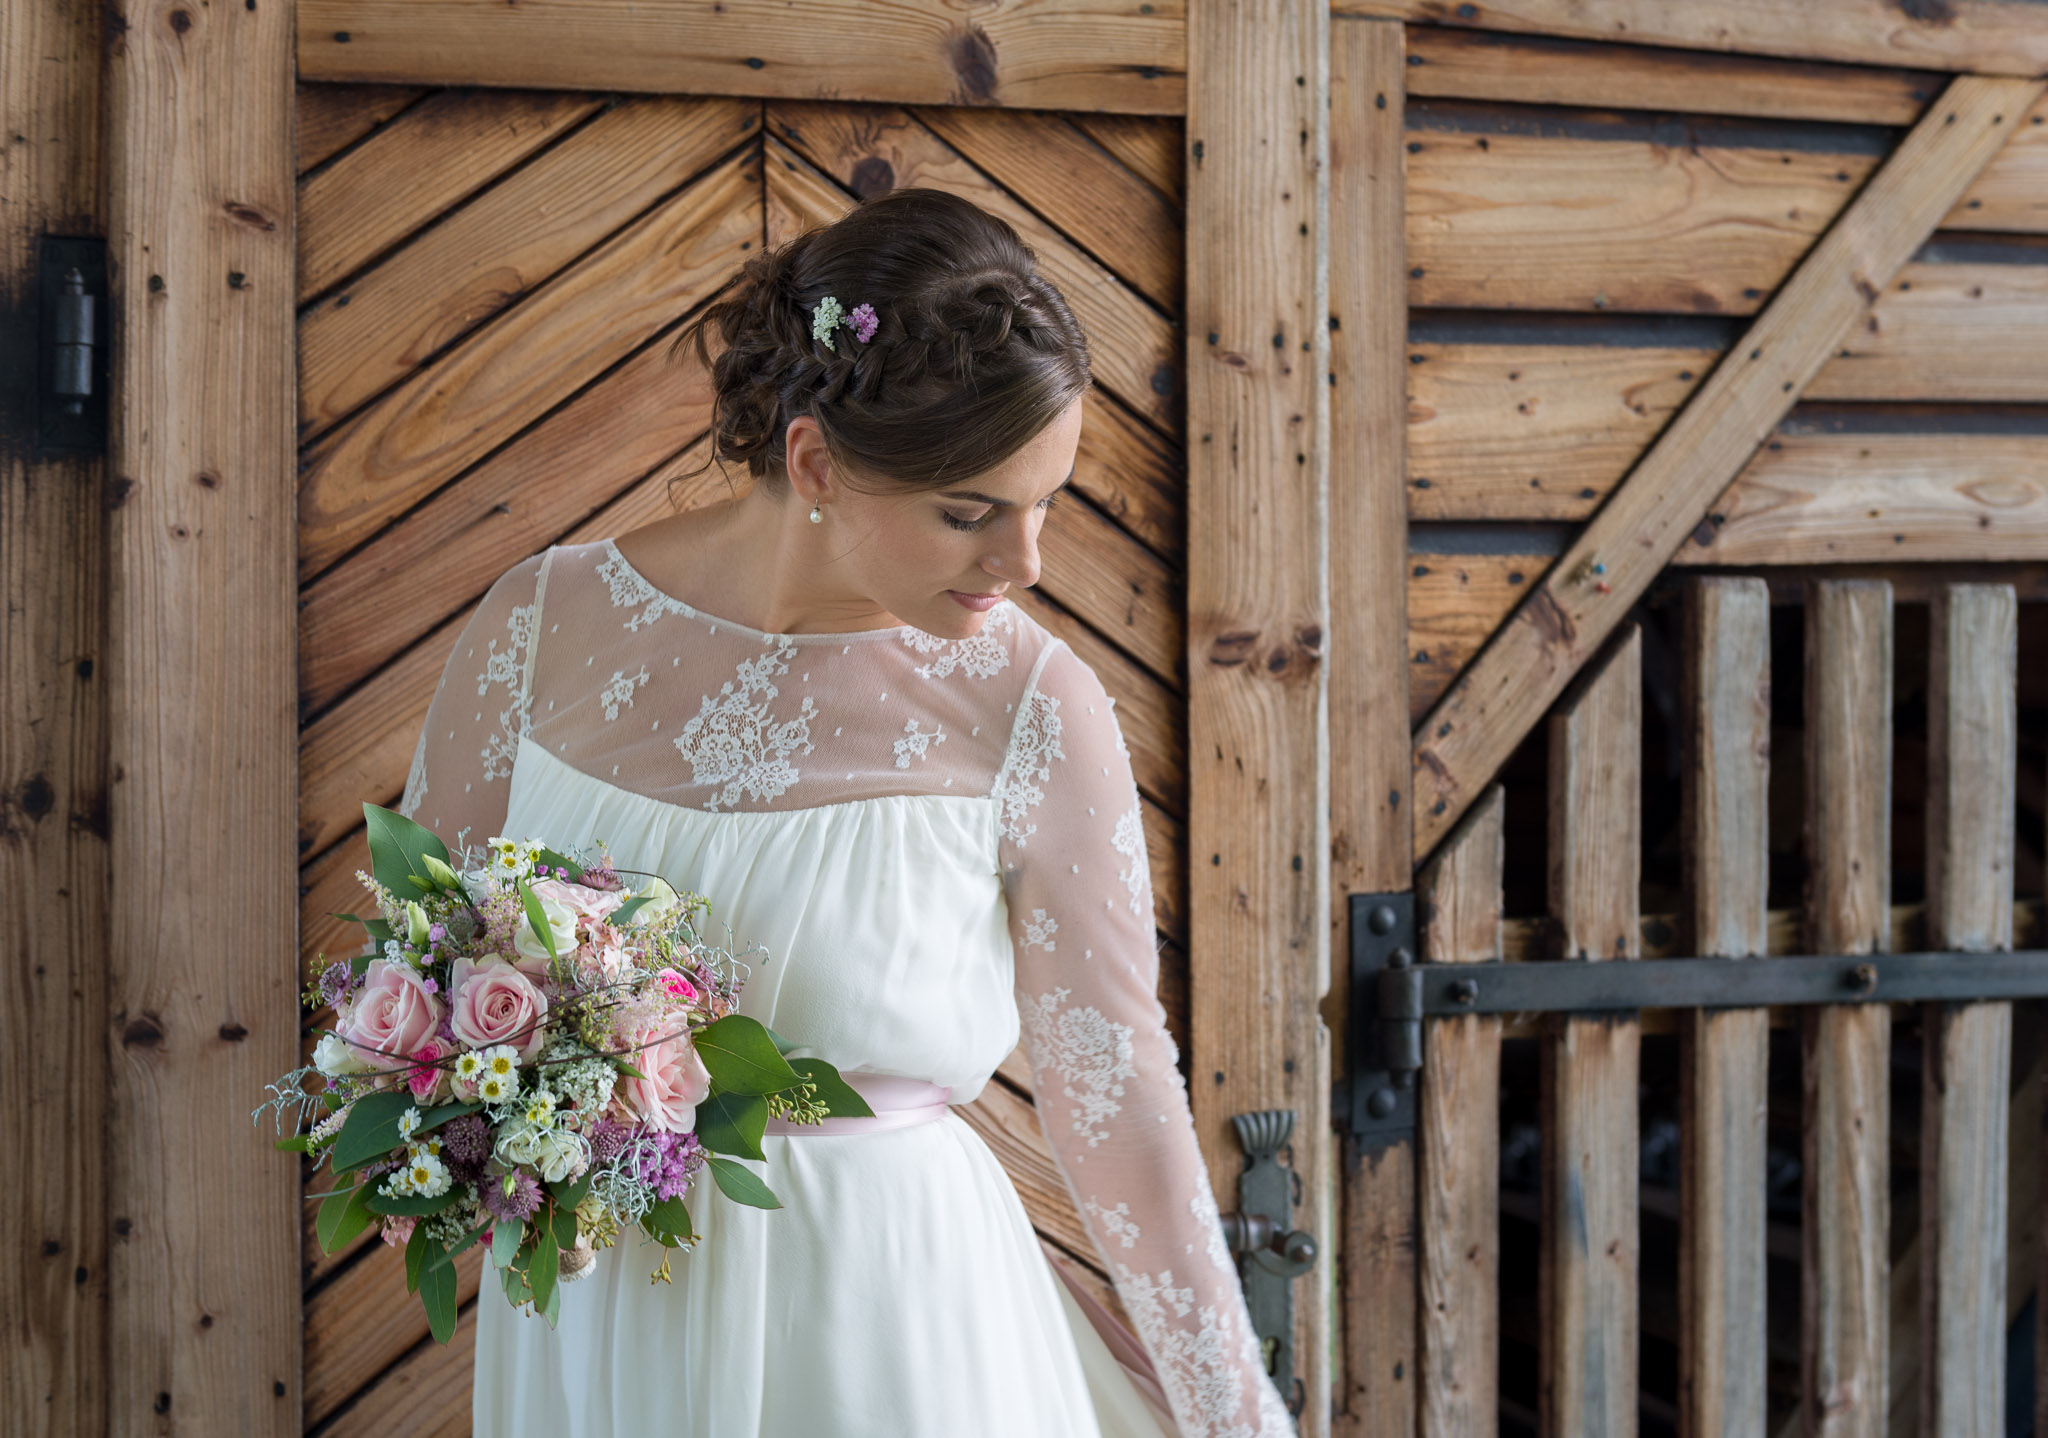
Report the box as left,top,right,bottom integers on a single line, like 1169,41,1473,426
1804,579,1893,1438
1342,1,2048,76
1948,94,2048,234
1678,578,1771,1438
1917,584,2016,1438
1403,27,1936,125
311,1304,475,1438
294,83,428,175
1673,434,2048,569
105,0,303,1425
1187,0,1330,1429
1541,628,1640,1436
1071,113,1184,204
297,88,602,302
1330,23,1415,1434
296,148,761,581
1417,785,1503,1438
298,0,1187,115
767,101,1181,437
1406,548,1552,722
3,3,110,1430
304,1246,484,1428
1805,261,2048,405
299,97,757,442
1410,76,2044,859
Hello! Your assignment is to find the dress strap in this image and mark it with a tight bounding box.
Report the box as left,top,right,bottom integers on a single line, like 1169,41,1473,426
762,1071,952,1136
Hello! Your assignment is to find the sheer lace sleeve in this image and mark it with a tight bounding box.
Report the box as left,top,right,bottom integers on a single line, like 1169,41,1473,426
396,549,551,860
998,641,1295,1438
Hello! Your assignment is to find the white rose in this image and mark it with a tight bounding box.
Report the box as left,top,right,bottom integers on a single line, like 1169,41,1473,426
494,1121,586,1184
620,875,681,929
314,1031,370,1077
458,867,494,905
512,893,579,964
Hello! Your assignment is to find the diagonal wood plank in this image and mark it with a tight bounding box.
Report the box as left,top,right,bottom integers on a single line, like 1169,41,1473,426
1069,114,1183,205
295,83,428,175
297,89,602,301
1410,74,2046,861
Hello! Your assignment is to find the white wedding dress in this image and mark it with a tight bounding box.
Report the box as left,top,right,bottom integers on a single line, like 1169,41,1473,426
397,538,1296,1438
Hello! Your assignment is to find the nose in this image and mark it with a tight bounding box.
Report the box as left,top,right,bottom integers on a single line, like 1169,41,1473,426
983,516,1041,590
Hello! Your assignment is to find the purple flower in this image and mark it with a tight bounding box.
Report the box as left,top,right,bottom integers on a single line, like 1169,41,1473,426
848,303,879,344
441,1114,492,1184
629,1129,703,1202
427,922,447,942
578,862,622,892
587,1116,633,1166
481,1166,543,1225
317,960,357,1010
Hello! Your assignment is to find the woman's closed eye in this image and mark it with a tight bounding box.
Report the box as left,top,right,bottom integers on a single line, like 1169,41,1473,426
940,488,1061,534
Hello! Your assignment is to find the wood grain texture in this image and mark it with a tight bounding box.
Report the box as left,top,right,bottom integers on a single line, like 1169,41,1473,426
299,0,1187,115
1071,113,1185,204
105,0,303,1425
1339,1,2048,75
303,1247,484,1428
1948,94,2048,234
1806,260,2048,404
294,83,427,175
1417,786,1503,1438
1803,580,1893,1438
1186,0,1331,1428
1409,75,2045,861
1329,26,1414,1435
1407,549,1553,720
2,1,110,1431
296,89,601,302
1678,579,1771,1438
1917,584,2016,1438
1541,629,1640,1437
311,1304,475,1438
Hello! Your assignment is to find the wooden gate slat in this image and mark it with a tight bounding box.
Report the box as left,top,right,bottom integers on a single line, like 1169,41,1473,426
295,84,430,176
305,1245,484,1428
311,1307,475,1438
1542,627,1641,1435
1418,785,1504,1437
1678,577,1772,1437
1803,579,1893,1438
1069,114,1184,205
1917,583,2017,1437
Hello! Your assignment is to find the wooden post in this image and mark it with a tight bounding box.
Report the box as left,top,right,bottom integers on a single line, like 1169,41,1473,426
1542,627,1641,1436
1918,584,2016,1438
1186,0,1332,1427
1803,580,1892,1438
1328,17,1413,1436
1679,578,1772,1437
1418,786,1504,1438
104,0,302,1429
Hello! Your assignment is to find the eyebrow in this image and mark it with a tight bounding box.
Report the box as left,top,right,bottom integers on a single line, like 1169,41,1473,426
938,466,1075,508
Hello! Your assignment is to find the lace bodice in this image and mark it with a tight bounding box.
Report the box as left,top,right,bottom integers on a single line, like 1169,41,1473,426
400,538,1295,1437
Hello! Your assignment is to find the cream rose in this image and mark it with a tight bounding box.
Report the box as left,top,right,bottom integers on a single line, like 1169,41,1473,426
338,960,443,1072
512,892,579,967
529,876,626,927
448,955,549,1060
618,1021,712,1133
313,1030,370,1078
619,874,681,929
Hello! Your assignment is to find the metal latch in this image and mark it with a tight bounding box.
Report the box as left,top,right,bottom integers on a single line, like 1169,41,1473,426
1218,1108,1317,1416
31,236,108,455
1332,892,1416,1151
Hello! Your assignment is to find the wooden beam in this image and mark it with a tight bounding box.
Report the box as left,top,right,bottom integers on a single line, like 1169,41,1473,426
1918,584,2016,1438
1185,0,1331,1428
1678,579,1771,1438
1803,580,1893,1438
297,0,1185,115
1338,1,2048,77
1409,74,2043,861
1329,20,1414,1437
105,0,303,1427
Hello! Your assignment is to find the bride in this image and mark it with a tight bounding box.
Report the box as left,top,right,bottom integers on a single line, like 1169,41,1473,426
398,185,1295,1437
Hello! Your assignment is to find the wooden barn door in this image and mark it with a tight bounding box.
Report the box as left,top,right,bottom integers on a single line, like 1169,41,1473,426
291,86,1190,1434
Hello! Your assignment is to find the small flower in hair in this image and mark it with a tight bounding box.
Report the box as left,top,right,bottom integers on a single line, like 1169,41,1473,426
811,295,846,352
848,303,879,344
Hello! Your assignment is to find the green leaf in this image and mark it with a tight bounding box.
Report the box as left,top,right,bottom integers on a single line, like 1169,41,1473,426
517,880,559,963
609,1057,648,1082
704,1153,783,1210
694,1089,768,1162
643,1196,694,1248
548,1168,595,1212
531,846,584,881
528,1226,560,1318
788,1057,876,1120
329,1090,415,1173
542,1275,562,1328
363,802,453,906
405,1219,433,1294
420,1254,459,1344
425,1221,490,1276
491,1219,523,1270
415,1100,482,1134
762,1024,798,1056
694,1014,803,1096
608,894,652,926
501,1257,532,1308
550,1202,578,1256
365,1184,460,1217
316,1183,377,1253
274,1134,313,1153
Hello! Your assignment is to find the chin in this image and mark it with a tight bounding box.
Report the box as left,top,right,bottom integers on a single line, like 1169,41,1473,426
916,592,1002,638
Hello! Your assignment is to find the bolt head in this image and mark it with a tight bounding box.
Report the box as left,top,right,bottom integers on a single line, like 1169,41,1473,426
1368,905,1396,935
1366,1087,1398,1119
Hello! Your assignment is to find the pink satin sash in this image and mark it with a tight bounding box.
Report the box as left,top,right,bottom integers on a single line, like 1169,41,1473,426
761,1071,953,1136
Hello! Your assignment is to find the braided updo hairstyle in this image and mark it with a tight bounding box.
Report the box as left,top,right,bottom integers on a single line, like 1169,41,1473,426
668,187,1090,493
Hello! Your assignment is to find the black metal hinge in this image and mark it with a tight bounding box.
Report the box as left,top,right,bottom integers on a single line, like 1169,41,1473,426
1333,892,1416,1150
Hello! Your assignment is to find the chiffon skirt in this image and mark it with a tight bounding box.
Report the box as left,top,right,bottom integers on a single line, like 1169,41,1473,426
472,1108,1177,1437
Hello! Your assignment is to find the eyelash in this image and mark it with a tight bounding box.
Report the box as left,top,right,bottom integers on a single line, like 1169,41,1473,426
941,490,1061,534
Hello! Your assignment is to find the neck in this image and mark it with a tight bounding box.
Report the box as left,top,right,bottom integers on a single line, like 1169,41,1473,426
683,485,901,635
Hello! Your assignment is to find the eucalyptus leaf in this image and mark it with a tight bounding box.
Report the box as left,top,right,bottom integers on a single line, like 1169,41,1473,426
363,803,452,905
529,1226,560,1318
694,1089,768,1162
415,1100,482,1134
610,1057,648,1082
788,1057,875,1120
762,1024,798,1056
491,1219,522,1270
704,1153,783,1210
609,894,651,926
644,1196,694,1248
405,1219,432,1294
694,1014,802,1096
421,1255,459,1344
531,846,584,881
274,1134,313,1154
329,1090,414,1173
316,1182,377,1253
550,1203,578,1256
425,1221,491,1276
548,1169,595,1212
502,1258,532,1308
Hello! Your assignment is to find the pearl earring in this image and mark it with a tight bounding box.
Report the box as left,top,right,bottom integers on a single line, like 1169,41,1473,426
809,504,823,524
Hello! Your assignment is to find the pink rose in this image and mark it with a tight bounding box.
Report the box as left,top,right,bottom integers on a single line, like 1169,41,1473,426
407,1041,447,1101
618,1021,712,1133
530,876,626,927
449,956,550,1059
339,960,444,1072
654,967,699,1004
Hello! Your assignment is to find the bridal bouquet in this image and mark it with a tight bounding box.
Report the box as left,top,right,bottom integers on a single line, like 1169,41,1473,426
256,803,870,1341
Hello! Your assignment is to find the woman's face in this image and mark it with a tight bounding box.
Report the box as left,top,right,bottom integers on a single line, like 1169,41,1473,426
790,396,1084,641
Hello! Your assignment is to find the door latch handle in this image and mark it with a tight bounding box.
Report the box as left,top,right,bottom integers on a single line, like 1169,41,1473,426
1217,1108,1317,1416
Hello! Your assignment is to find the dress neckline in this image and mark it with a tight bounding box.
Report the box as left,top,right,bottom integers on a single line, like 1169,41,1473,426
596,537,916,649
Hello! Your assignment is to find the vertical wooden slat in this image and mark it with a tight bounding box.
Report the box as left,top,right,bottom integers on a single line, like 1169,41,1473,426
1803,580,1893,1438
2,2,111,1432
1186,0,1332,1429
1678,578,1772,1438
106,0,302,1430
1542,627,1641,1436
1918,583,2016,1438
1328,18,1412,1436
1418,786,1504,1438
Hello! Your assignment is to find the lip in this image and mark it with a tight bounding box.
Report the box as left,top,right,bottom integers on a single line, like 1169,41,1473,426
947,589,1006,612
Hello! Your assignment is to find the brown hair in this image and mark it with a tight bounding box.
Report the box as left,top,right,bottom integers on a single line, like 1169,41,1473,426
668,187,1090,493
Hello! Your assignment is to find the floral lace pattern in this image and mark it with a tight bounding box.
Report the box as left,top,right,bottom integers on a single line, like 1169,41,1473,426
1020,909,1059,953
476,593,541,782
1019,986,1135,1149
1111,800,1147,917
892,718,946,769
907,601,1015,680
992,684,1064,846
674,644,818,811
599,664,650,721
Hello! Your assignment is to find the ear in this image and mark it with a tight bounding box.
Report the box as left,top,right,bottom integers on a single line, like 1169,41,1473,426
783,416,836,507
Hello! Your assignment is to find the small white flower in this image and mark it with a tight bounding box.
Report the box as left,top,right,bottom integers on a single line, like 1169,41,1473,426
313,1032,369,1078
478,1072,516,1105
397,1106,423,1142
453,1051,485,1083
523,1092,556,1128
482,1045,521,1076
404,1153,451,1198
